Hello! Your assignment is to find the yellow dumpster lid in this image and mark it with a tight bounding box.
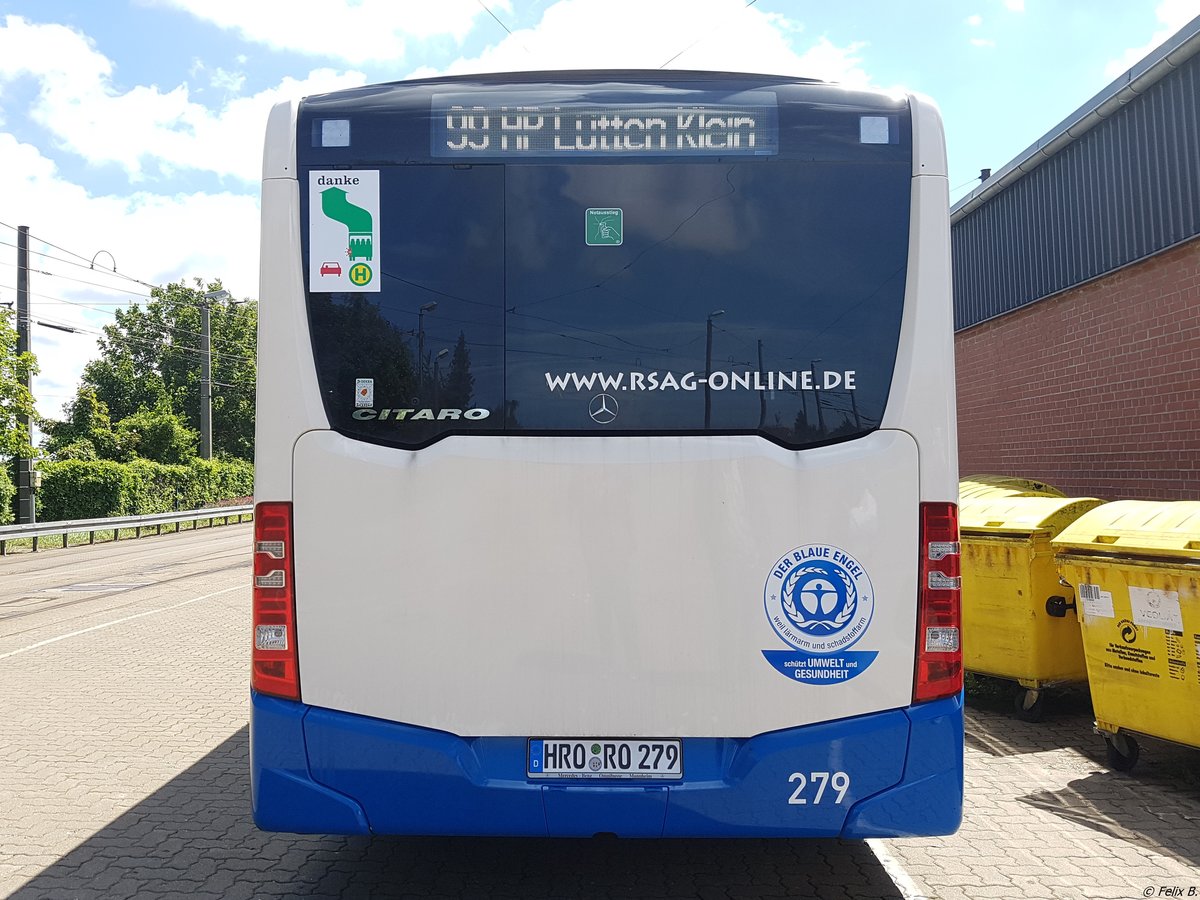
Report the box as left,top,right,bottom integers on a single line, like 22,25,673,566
1051,500,1200,558
960,475,1066,500
959,495,1106,536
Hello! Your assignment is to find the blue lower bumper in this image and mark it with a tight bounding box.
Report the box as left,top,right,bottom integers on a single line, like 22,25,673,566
251,692,962,838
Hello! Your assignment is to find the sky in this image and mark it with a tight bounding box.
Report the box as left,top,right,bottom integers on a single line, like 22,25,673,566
1,0,1198,425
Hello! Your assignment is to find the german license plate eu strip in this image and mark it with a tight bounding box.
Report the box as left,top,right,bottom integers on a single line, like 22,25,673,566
528,739,683,779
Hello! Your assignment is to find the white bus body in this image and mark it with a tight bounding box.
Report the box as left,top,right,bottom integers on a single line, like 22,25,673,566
251,72,962,838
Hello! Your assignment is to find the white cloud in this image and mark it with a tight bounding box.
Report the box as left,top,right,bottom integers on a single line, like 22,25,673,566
409,0,871,85
1104,0,1199,79
0,15,367,182
966,14,983,26
0,1,881,419
0,132,260,419
149,0,505,63
1004,0,1025,11
0,4,875,189
210,67,247,94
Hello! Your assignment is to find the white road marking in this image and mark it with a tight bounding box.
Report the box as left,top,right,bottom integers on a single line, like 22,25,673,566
867,839,932,900
0,585,245,662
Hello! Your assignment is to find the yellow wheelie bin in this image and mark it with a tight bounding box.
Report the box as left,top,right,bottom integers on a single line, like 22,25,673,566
1053,500,1200,771
960,494,1106,720
960,474,1066,501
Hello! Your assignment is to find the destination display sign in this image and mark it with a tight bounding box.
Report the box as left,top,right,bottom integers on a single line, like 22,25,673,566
431,90,778,158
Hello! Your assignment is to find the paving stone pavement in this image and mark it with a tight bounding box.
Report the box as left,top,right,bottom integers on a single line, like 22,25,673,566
881,684,1200,900
1,526,1198,899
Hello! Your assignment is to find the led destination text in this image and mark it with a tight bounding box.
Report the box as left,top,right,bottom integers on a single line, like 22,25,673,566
433,98,778,157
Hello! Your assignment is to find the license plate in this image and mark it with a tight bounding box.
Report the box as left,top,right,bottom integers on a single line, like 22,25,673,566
528,739,683,780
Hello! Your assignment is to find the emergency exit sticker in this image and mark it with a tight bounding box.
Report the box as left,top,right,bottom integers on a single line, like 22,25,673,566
586,208,623,246
309,170,380,292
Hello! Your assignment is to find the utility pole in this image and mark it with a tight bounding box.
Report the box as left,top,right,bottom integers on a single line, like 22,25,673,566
200,301,212,459
15,226,34,525
810,359,826,433
757,339,767,430
433,348,449,409
704,309,725,429
199,289,231,460
417,301,437,401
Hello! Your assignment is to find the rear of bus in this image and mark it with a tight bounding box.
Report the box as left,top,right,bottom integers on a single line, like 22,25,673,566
251,71,962,838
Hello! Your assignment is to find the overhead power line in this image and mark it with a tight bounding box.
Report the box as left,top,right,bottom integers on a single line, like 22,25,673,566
0,281,257,364
474,1,533,55
659,0,758,69
0,219,240,311
0,254,153,299
0,218,161,292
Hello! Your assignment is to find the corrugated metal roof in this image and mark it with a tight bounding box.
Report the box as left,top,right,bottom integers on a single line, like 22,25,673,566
951,16,1200,331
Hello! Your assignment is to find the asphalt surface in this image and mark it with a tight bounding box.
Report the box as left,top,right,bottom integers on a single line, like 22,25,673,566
0,524,1197,899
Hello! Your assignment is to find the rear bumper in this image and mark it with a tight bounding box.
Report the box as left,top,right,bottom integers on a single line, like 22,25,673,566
250,692,962,838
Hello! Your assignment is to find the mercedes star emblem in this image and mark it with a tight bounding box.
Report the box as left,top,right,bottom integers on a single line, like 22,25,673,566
589,393,619,424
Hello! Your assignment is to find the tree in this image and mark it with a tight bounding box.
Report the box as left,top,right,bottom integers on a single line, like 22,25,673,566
79,354,167,425
0,307,38,458
42,384,123,461
49,280,257,461
307,294,415,406
440,331,474,408
114,402,198,464
0,307,36,523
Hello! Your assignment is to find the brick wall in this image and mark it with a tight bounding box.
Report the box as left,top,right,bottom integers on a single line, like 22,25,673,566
955,236,1200,501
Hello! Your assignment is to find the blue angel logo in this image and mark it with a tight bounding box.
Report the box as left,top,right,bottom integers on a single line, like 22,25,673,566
781,561,858,636
762,544,876,678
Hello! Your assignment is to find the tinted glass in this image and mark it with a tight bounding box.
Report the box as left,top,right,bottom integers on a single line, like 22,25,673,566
306,165,505,446
504,161,909,440
299,74,911,449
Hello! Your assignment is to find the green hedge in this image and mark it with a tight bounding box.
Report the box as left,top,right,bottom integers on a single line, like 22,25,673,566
38,458,254,521
0,462,14,525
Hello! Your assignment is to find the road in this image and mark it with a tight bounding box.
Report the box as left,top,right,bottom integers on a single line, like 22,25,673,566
0,525,1197,899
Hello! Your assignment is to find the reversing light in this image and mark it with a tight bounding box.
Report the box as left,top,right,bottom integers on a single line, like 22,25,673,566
927,571,962,590
924,627,961,653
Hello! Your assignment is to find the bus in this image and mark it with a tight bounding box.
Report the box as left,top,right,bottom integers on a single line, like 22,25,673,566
251,70,963,838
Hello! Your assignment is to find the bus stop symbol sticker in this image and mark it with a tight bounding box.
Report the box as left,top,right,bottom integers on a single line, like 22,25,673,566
586,208,623,246
309,170,380,292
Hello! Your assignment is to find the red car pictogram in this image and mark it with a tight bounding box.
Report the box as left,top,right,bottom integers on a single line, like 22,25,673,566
319,262,342,276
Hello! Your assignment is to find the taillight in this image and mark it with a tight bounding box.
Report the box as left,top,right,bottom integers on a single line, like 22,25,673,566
252,501,299,699
914,501,962,703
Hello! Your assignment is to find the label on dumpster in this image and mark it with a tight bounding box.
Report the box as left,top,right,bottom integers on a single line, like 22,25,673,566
1165,631,1186,682
1078,583,1115,619
1103,638,1158,679
1128,587,1184,632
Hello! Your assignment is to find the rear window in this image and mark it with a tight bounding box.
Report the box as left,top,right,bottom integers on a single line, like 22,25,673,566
300,76,911,449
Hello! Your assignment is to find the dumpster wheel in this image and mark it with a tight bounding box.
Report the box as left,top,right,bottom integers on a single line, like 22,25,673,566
1104,732,1140,772
1012,687,1046,723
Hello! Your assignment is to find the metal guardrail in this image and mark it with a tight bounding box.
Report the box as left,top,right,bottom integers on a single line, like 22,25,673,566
0,505,254,555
